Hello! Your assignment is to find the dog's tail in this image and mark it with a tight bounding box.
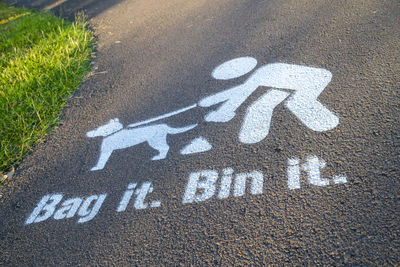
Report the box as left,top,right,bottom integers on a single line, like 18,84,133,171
169,124,198,134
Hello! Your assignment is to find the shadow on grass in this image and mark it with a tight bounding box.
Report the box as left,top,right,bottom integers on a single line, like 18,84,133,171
5,0,124,20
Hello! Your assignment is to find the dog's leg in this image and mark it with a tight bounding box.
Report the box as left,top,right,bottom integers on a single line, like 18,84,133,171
148,137,169,160
91,144,113,171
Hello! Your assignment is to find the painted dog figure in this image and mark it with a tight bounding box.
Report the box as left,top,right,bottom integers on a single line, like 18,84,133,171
87,118,197,171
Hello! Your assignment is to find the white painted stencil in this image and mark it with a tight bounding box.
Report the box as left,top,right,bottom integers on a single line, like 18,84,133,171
287,155,348,190
87,57,340,170
180,137,212,155
116,181,161,211
182,168,264,203
26,193,107,224
211,57,258,80
87,118,197,171
200,59,339,144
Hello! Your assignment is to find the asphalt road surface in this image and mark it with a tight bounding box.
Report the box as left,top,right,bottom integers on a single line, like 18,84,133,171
1,0,399,265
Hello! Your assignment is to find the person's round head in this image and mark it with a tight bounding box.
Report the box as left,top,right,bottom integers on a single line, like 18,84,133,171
212,57,257,80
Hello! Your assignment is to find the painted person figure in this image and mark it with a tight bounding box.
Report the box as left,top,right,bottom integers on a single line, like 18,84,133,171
198,57,339,144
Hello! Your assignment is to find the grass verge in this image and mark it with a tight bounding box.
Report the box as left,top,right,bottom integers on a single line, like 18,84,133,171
0,2,93,179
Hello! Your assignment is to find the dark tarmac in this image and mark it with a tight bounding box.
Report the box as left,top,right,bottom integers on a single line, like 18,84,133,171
1,0,399,265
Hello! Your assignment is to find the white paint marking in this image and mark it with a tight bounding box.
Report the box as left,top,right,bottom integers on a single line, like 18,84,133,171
88,122,197,171
77,194,107,223
134,182,151,209
25,194,63,225
183,168,265,203
302,156,330,187
180,136,212,155
116,183,137,212
239,89,289,143
218,168,233,199
134,182,161,209
127,104,197,128
118,182,161,211
87,118,122,137
333,175,348,184
25,156,350,225
150,201,161,208
200,59,339,143
53,198,82,220
287,156,348,189
87,58,341,169
199,81,255,122
287,158,301,190
212,57,257,80
182,170,218,203
234,171,264,197
26,194,107,224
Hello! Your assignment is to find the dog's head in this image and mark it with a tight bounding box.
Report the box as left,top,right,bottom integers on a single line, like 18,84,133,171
86,118,123,138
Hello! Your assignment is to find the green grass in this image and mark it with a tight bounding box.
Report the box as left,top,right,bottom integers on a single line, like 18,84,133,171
0,2,93,176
